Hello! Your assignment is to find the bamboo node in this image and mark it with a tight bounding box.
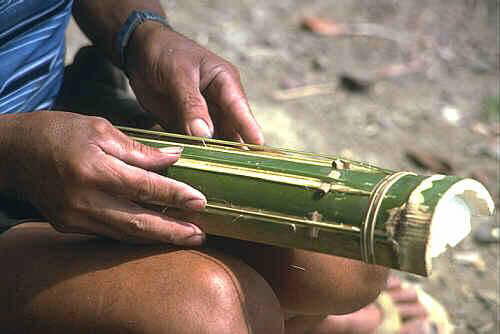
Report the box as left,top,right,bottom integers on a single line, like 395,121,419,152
318,182,332,194
231,215,244,224
327,170,342,179
307,211,323,239
309,227,320,239
332,159,351,170
306,211,323,221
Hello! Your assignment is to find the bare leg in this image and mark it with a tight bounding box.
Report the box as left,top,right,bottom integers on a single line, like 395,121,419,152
208,237,389,316
287,276,433,334
0,223,284,334
1,224,388,333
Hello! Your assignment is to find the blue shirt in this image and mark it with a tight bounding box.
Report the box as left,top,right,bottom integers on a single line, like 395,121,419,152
0,0,73,114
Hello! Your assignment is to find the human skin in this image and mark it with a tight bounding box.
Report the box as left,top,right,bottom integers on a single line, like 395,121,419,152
0,109,389,332
0,1,390,332
293,276,429,334
0,0,262,243
72,0,264,143
0,111,206,244
0,223,389,333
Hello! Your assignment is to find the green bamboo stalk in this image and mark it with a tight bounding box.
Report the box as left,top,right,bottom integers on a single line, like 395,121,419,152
119,126,495,276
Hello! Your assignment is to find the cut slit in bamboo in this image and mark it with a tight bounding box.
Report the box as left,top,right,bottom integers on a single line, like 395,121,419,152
119,126,495,276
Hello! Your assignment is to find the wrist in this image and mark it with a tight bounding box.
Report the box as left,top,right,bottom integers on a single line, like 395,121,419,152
116,10,172,77
125,20,169,79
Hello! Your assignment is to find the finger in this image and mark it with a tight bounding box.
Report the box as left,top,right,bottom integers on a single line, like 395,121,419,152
397,302,428,320
170,63,214,138
205,69,264,145
98,194,205,246
386,275,402,290
212,105,245,142
99,126,183,171
83,218,167,245
51,214,126,241
98,154,206,211
54,193,177,244
387,286,419,303
399,319,434,334
129,77,182,132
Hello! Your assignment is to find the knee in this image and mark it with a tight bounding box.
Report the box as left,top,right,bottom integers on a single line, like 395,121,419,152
279,256,389,315
341,262,390,313
150,251,284,334
326,260,390,315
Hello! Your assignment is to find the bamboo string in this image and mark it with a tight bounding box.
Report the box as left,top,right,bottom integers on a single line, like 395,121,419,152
361,172,415,264
118,126,389,173
205,203,362,233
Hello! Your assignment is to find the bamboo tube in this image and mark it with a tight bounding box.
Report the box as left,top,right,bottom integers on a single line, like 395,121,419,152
119,126,495,276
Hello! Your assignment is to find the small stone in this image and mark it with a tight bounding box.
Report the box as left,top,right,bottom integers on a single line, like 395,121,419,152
491,122,500,136
311,57,328,71
405,149,453,174
339,74,372,94
474,222,499,244
279,78,300,90
471,122,491,136
441,105,461,125
364,124,380,137
474,290,499,307
469,169,491,187
483,140,500,160
453,251,486,271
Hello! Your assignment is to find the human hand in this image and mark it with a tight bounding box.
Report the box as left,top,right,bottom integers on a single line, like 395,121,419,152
125,21,264,144
5,111,206,245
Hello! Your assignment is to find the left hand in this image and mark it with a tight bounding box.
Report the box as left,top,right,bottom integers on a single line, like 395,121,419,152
125,21,264,145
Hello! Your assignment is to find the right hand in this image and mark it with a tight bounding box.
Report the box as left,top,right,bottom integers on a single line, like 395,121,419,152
4,111,206,245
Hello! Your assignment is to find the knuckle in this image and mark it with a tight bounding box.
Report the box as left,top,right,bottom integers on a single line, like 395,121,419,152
52,224,70,233
127,139,155,158
88,117,112,136
69,159,99,185
51,215,77,233
212,62,238,78
166,183,184,206
180,90,205,114
50,220,67,232
134,172,157,202
69,195,92,214
124,215,150,235
226,63,240,77
153,178,181,206
220,94,247,116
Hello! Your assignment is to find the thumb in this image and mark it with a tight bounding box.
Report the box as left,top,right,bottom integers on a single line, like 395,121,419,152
100,127,183,171
172,65,214,138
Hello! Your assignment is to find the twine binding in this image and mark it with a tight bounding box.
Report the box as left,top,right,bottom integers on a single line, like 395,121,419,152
361,172,414,264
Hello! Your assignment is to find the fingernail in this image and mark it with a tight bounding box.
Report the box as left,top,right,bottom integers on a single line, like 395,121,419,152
183,233,206,245
189,119,213,138
183,198,206,211
256,131,265,146
160,146,183,154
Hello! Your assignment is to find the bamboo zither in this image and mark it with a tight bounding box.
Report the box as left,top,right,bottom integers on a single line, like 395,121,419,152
119,126,495,276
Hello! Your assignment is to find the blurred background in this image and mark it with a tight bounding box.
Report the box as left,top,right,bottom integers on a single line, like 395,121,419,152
66,1,499,332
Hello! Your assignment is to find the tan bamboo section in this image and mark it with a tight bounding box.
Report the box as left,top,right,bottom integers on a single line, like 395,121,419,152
119,126,495,276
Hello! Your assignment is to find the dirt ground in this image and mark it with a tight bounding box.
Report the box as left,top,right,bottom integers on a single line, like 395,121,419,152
66,1,499,333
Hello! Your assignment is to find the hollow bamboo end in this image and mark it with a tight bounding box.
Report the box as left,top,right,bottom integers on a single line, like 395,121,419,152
425,178,495,272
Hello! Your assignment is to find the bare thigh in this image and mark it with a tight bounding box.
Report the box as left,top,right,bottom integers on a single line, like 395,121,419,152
208,236,389,315
0,223,283,334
